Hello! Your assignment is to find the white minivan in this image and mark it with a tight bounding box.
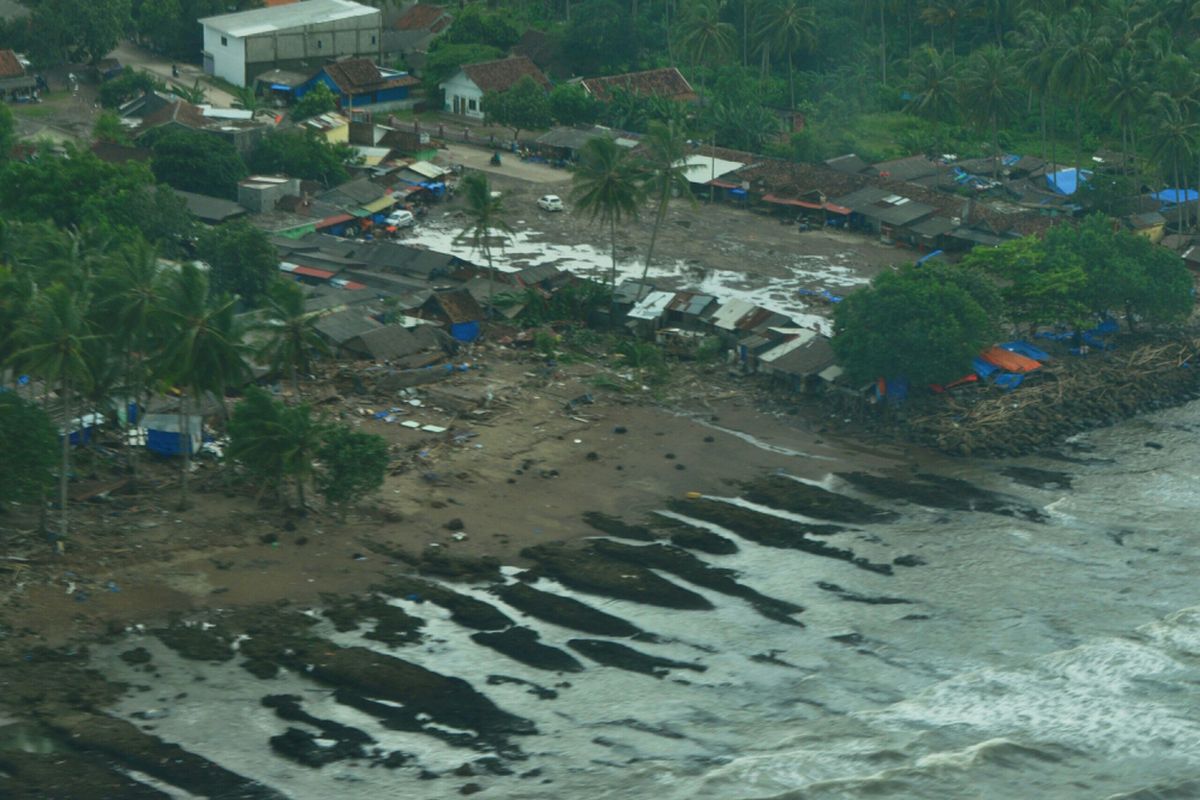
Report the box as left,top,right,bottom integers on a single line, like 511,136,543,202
386,209,416,228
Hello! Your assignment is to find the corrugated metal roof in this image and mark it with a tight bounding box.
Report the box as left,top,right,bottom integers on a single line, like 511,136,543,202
200,0,378,37
627,290,674,320
407,160,447,179
676,155,746,186
710,298,756,330
759,330,819,363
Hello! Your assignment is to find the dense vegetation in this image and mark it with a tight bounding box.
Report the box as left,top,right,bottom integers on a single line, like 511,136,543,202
832,217,1195,385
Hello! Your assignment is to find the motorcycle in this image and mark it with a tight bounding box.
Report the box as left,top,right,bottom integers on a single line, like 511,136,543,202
490,152,502,166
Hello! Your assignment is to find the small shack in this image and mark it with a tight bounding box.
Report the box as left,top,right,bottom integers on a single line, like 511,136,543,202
143,413,203,456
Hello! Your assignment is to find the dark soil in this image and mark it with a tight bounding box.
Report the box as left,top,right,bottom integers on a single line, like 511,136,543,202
837,472,1047,522
0,748,171,800
587,539,804,625
520,542,713,609
269,726,365,768
470,627,584,672
152,623,236,662
1000,466,1073,490
377,576,514,631
566,639,707,677
666,525,739,554
485,674,559,700
816,581,914,605
582,511,658,541
40,712,286,799
262,693,375,764
322,594,426,647
491,581,645,638
740,474,898,523
665,497,893,575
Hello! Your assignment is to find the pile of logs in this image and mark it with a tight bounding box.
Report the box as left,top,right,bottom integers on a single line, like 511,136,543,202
904,339,1200,457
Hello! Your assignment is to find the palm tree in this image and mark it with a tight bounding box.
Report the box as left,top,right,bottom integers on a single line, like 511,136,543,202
1010,10,1060,162
637,121,694,301
157,264,250,510
231,85,262,112
13,284,95,544
1103,50,1148,175
572,137,645,323
959,45,1022,178
677,0,736,98
1148,98,1198,233
256,280,330,397
920,0,979,55
455,172,512,315
1051,7,1110,171
905,46,959,140
754,0,816,109
96,239,167,484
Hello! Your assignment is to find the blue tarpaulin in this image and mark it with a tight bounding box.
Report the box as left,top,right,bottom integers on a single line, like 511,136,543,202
972,358,999,379
1001,341,1050,361
1046,168,1091,195
994,373,1025,391
450,321,480,342
1151,189,1199,205
916,249,944,265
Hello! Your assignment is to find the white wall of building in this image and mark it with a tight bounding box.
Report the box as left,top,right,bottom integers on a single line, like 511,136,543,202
203,25,247,86
441,70,484,119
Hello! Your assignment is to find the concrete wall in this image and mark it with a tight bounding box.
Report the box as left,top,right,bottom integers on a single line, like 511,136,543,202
203,25,247,86
441,71,483,119
208,10,382,87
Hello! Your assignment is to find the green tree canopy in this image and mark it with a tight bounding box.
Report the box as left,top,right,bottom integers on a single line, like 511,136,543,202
316,426,390,519
92,110,130,144
0,393,58,509
483,75,552,142
292,83,337,122
197,219,279,307
832,264,999,386
99,68,164,109
961,234,1090,330
443,4,520,50
549,83,599,126
249,129,351,186
0,103,14,160
229,387,327,509
149,130,248,199
564,0,637,76
30,0,130,64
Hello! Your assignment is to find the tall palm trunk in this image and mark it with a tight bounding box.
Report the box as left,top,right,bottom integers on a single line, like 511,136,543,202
639,191,670,300
178,393,190,511
290,362,299,398
609,216,619,327
880,1,887,85
787,54,795,109
1074,99,1084,172
58,375,71,543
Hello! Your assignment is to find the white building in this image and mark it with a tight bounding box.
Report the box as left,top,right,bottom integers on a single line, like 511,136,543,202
200,0,382,88
439,56,549,119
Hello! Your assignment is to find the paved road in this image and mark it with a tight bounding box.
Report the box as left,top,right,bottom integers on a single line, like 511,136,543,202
108,41,238,107
441,142,571,185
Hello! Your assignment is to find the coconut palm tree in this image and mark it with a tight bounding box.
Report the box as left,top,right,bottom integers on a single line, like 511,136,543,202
1010,10,1060,162
920,0,979,55
572,137,645,323
959,45,1022,178
1051,7,1110,171
12,283,95,544
1103,50,1149,175
636,121,694,301
157,264,250,510
677,0,736,98
905,46,959,140
754,0,816,109
455,171,512,315
96,239,168,483
1148,97,1198,233
256,280,330,397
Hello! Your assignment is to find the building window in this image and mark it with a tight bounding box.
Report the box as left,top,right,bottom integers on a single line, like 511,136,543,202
220,36,227,46
468,98,477,111
371,34,377,44
317,39,323,49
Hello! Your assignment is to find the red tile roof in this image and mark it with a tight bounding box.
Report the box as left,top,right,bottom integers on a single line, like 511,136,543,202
323,59,419,94
138,100,209,131
581,68,696,103
394,3,452,32
0,49,24,79
460,56,550,94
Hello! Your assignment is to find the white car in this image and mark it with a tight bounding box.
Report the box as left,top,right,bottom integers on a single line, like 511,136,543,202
537,194,564,212
385,209,416,228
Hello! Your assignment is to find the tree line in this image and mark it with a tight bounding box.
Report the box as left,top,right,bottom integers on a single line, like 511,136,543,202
0,220,390,548
831,216,1196,387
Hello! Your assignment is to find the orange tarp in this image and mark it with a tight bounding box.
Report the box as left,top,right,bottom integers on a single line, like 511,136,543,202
980,346,1041,373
